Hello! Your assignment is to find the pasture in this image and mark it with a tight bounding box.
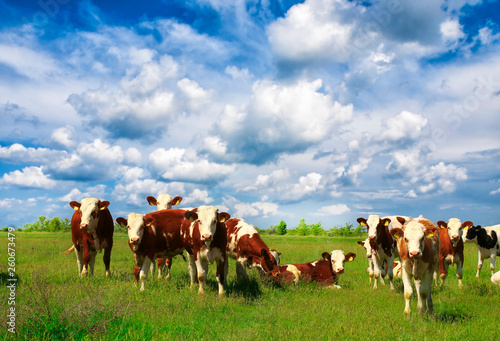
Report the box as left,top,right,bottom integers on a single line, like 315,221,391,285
1,231,499,340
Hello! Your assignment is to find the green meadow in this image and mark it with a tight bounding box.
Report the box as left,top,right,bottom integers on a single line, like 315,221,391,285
1,232,499,340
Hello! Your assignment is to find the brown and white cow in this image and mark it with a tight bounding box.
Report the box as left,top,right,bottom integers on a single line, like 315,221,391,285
116,209,187,291
62,198,114,278
463,224,500,277
356,215,403,290
181,206,230,295
435,218,473,287
146,194,184,280
390,217,440,316
357,238,376,283
491,270,500,285
225,218,280,280
275,250,356,288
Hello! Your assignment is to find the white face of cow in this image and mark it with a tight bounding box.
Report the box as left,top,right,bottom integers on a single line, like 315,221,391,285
78,198,101,234
446,218,464,247
403,221,426,259
330,250,347,273
366,215,380,240
156,194,173,210
269,249,280,266
361,239,373,258
127,213,146,251
195,206,219,245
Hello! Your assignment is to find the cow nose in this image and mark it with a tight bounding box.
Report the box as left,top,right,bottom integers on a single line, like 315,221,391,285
201,234,212,241
451,235,459,240
337,267,344,273
410,251,421,258
130,237,139,244
367,255,372,258
80,223,87,230
369,235,375,240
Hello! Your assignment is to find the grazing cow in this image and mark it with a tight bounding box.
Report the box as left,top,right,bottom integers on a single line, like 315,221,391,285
491,270,500,285
276,250,356,288
146,194,184,280
116,209,187,291
63,198,114,278
463,224,500,277
225,218,280,281
390,217,440,316
356,215,401,290
435,218,473,287
181,206,230,295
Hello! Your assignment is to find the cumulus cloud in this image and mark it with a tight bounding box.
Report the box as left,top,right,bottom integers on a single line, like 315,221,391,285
50,126,76,149
149,147,235,183
289,172,324,199
380,111,428,142
0,166,56,189
316,203,350,216
183,189,214,205
0,143,68,165
210,79,353,164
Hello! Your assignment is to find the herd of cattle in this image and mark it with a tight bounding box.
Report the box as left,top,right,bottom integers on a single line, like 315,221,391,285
62,195,500,316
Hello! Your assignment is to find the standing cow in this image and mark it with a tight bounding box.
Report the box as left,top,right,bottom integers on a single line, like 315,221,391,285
435,218,473,287
146,194,184,280
116,209,187,291
390,217,440,316
181,206,230,295
225,218,280,281
463,224,500,277
63,198,114,278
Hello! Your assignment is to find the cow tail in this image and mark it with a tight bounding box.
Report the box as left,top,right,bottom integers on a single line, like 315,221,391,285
61,245,75,255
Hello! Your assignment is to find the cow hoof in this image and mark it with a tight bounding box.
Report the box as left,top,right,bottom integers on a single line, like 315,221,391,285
105,271,111,278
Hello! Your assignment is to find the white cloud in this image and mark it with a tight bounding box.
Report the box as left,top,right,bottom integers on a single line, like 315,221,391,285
0,166,56,189
316,203,350,216
440,19,466,42
289,172,323,199
51,126,76,148
380,111,428,142
0,143,68,165
183,189,214,205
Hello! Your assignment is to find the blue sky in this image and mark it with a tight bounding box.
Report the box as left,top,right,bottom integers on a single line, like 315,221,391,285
1,0,499,229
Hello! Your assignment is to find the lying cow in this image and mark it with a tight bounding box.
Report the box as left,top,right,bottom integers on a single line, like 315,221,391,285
275,250,356,288
146,194,184,280
181,206,230,295
491,270,500,285
435,218,473,287
463,224,500,277
116,209,187,291
390,217,440,316
62,198,114,278
225,218,280,281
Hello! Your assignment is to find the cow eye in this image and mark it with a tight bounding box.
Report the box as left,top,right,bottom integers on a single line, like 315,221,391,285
404,238,408,243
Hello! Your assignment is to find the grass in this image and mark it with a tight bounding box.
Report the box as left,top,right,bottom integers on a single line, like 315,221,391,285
1,232,499,340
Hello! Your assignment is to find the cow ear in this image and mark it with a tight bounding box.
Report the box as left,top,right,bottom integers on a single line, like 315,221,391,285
345,253,356,262
357,218,366,227
390,228,403,239
382,218,391,227
322,252,331,261
184,211,198,222
437,220,447,229
70,201,81,210
462,221,473,230
357,241,365,246
147,196,157,206
99,201,110,210
424,228,437,238
116,217,127,228
396,216,406,225
171,196,183,206
145,217,154,227
218,212,231,223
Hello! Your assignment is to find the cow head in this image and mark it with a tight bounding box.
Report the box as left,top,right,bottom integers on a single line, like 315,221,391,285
463,225,482,243
147,194,183,211
437,218,473,247
357,239,374,258
322,250,356,274
70,198,110,236
116,213,154,251
357,215,391,241
390,220,436,259
184,206,230,247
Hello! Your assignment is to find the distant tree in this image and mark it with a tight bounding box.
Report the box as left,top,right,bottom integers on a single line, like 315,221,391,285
296,218,309,236
277,220,287,235
267,225,277,235
310,222,324,236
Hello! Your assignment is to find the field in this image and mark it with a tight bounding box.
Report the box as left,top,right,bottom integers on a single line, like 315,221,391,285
1,231,499,340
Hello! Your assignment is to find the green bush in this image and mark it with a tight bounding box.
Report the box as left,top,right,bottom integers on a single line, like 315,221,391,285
22,216,71,232
296,218,309,236
277,220,287,235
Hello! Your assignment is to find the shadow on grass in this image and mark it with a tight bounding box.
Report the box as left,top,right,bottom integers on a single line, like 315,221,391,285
225,277,264,300
0,271,20,285
431,305,473,323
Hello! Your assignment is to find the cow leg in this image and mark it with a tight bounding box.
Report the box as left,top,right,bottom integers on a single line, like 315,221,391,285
103,245,112,278
89,250,97,276
187,253,198,288
476,251,483,277
456,260,463,287
372,256,382,289
134,263,140,285
149,259,156,277
414,277,425,315
164,258,172,280
236,260,249,281
489,253,496,275
401,267,413,316
422,274,433,314
195,257,209,295
139,257,152,291
368,259,374,283
386,256,395,291
440,259,449,286
216,257,227,296
75,246,84,276
81,244,91,277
